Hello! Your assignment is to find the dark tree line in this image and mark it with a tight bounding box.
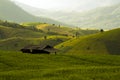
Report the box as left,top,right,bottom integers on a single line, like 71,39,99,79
0,20,23,28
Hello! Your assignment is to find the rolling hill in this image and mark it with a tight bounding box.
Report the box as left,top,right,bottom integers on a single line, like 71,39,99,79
0,36,70,51
0,20,99,51
0,0,66,25
56,28,120,55
72,3,120,29
0,21,71,50
0,20,72,51
56,3,120,29
0,25,46,39
22,22,99,36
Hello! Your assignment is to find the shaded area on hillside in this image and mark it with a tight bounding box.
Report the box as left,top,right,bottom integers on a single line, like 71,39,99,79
105,41,120,55
0,20,99,51
56,28,120,55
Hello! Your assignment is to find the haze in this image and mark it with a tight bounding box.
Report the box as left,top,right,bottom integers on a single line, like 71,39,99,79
12,0,120,11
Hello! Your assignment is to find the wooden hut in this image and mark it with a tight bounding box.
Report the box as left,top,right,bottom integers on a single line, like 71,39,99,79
21,45,58,54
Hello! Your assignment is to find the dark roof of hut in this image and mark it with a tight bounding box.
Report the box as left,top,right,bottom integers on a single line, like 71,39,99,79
21,45,58,52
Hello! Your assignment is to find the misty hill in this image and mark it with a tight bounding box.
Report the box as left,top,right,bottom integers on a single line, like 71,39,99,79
18,2,120,29
0,0,66,25
57,3,120,29
72,3,120,29
56,28,120,55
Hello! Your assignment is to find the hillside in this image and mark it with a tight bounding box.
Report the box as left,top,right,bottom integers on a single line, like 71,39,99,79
0,25,46,39
22,22,99,36
0,36,69,51
56,28,120,55
0,21,72,51
0,20,99,51
0,0,66,25
0,30,69,51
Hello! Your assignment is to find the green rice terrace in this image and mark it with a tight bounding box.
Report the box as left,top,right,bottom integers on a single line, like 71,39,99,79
0,51,120,80
0,20,120,80
0,0,120,79
56,28,120,55
0,20,98,51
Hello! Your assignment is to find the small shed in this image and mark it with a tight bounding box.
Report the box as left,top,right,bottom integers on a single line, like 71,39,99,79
20,45,58,54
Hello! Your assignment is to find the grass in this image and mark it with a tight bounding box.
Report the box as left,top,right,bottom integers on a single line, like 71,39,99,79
0,24,71,51
56,28,120,55
35,23,99,36
0,21,120,79
0,25,46,39
0,22,99,51
0,50,120,80
0,35,70,51
21,22,44,27
36,24,76,36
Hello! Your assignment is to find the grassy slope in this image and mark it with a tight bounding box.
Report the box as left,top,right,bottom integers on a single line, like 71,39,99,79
0,36,69,51
0,23,70,51
36,24,75,36
0,25,45,39
0,21,98,51
56,28,120,55
0,51,120,80
35,23,99,36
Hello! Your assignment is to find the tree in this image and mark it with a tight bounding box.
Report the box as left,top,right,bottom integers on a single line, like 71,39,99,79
100,29,104,33
75,32,79,38
44,36,47,40
52,24,55,26
14,43,18,47
58,25,61,28
48,28,50,32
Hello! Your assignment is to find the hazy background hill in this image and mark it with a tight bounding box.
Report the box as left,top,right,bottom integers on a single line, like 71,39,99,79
69,3,120,29
0,0,67,25
16,2,120,29
1,0,120,29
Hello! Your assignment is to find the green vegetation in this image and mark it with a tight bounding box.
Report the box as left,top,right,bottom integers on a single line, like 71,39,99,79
0,25,119,80
0,20,70,50
35,23,99,36
0,50,120,80
56,28,120,55
21,22,45,27
0,20,99,51
0,1,120,80
0,36,69,51
0,25,45,39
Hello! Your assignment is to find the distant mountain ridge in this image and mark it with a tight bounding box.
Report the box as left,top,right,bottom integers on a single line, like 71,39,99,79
16,2,120,29
0,0,67,25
